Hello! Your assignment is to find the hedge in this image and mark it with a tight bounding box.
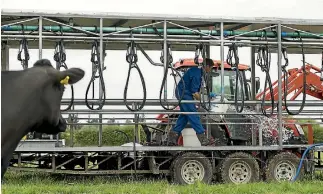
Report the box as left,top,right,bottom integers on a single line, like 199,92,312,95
298,120,323,143
59,121,323,146
60,125,147,147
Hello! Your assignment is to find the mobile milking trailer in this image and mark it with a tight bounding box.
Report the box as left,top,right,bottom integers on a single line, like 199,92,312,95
1,9,323,185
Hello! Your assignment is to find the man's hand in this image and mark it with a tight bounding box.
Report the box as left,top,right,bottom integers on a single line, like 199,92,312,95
193,92,201,100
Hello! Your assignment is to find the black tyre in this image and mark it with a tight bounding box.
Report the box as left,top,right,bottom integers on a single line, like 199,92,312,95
218,152,260,184
265,151,303,182
170,152,213,185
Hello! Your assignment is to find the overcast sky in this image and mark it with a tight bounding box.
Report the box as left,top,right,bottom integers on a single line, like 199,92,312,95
2,0,323,123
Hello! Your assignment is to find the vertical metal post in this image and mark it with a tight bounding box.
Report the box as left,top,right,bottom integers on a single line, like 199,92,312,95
133,103,139,143
98,18,104,147
163,20,168,101
1,42,9,70
84,152,89,172
277,23,283,148
132,103,138,178
206,45,211,138
206,45,211,58
220,22,225,102
70,107,75,147
38,16,43,59
250,47,256,101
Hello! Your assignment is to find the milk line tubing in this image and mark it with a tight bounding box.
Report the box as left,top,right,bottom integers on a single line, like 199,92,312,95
4,25,323,39
17,24,30,70
85,38,107,110
282,31,307,115
53,26,74,111
226,41,245,113
124,32,147,111
256,30,275,117
159,43,186,110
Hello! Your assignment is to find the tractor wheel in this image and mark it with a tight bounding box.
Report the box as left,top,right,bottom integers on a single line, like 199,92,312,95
170,152,213,185
218,152,260,184
265,152,303,182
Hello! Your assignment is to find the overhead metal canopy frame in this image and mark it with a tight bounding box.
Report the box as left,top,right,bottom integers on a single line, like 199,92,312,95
2,9,323,182
1,9,323,53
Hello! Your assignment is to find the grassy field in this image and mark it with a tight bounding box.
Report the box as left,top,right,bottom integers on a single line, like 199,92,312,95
2,171,323,194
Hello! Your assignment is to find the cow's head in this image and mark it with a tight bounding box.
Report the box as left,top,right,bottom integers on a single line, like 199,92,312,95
29,59,84,134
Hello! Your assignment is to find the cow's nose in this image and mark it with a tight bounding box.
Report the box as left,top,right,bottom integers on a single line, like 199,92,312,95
58,117,67,132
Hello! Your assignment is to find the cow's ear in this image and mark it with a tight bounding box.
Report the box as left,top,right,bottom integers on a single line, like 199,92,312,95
58,68,85,85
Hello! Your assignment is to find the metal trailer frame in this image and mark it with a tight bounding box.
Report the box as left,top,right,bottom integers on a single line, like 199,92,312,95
2,9,323,183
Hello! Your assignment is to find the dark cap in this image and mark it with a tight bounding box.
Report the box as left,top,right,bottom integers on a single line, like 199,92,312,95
205,58,214,67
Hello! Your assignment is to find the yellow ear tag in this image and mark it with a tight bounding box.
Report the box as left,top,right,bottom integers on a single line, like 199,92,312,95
60,76,70,85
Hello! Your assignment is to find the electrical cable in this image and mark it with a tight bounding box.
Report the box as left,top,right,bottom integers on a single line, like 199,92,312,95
17,24,29,70
124,38,147,111
85,40,106,110
256,30,275,117
226,42,245,113
53,38,74,111
291,143,323,182
282,31,307,115
159,44,186,110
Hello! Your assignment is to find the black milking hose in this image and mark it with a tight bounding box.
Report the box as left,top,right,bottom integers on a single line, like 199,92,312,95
53,39,74,111
226,43,245,113
255,31,275,117
193,43,213,111
85,40,106,110
17,40,29,70
124,40,147,111
159,44,186,110
282,32,306,115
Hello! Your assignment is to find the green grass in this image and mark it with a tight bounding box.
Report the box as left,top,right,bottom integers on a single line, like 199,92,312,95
2,171,323,194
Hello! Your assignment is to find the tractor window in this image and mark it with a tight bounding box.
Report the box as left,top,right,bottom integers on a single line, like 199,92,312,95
212,70,244,101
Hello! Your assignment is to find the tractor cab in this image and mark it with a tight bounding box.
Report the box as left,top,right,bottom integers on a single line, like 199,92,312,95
171,58,260,102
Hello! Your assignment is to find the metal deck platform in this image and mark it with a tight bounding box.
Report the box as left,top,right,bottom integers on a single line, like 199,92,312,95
14,144,323,152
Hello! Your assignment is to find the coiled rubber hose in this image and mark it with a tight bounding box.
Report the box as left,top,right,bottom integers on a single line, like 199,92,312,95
54,39,74,111
124,40,147,111
282,32,306,115
159,44,186,110
85,40,106,110
226,43,245,113
113,130,130,143
291,143,323,182
256,31,275,117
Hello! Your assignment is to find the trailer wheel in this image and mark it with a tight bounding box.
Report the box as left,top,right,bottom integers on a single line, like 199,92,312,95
218,152,260,184
265,152,303,182
170,152,212,185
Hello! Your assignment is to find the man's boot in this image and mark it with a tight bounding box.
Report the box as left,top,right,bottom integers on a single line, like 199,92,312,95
166,130,179,146
197,133,213,146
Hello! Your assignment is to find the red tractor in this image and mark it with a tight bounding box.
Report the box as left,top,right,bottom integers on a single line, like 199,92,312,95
143,58,322,147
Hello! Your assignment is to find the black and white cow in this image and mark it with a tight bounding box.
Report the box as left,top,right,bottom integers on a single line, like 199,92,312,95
1,59,85,179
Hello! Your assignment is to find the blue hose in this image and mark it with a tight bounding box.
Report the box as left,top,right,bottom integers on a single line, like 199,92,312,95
291,143,323,182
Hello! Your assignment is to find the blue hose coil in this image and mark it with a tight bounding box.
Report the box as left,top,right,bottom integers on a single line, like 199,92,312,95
291,143,323,182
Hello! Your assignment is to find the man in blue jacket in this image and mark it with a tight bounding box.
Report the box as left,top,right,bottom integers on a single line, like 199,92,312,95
168,58,215,146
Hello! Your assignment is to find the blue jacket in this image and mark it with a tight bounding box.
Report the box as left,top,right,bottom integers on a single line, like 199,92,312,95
176,67,202,100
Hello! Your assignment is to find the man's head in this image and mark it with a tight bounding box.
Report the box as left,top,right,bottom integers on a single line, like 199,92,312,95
204,58,214,73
